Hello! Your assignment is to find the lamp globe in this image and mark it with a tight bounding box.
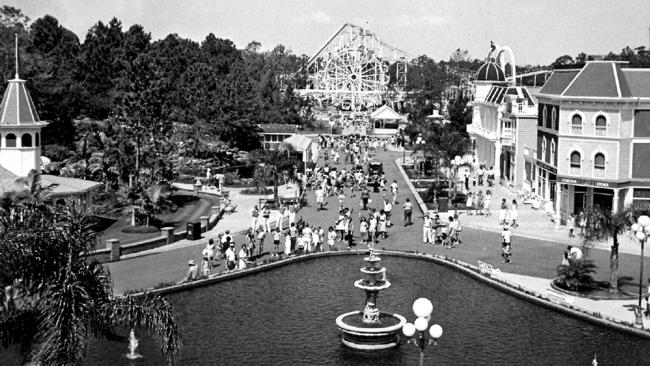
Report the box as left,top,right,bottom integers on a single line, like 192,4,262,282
414,317,429,332
402,322,416,337
429,324,443,339
412,298,433,318
632,223,640,232
639,215,650,228
636,231,646,241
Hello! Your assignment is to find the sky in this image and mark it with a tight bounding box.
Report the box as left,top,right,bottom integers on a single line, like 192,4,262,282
9,0,650,66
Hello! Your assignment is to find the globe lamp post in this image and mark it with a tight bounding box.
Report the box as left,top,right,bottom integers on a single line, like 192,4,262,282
402,298,443,366
631,215,650,326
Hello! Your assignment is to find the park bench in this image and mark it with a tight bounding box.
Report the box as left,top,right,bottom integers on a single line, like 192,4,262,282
477,261,500,277
546,289,574,306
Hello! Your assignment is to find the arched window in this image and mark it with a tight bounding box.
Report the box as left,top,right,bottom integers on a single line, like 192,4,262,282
541,137,547,163
5,133,16,147
594,153,606,178
21,133,32,147
551,108,557,130
570,151,581,175
571,114,582,134
542,106,547,127
595,115,607,136
35,132,40,146
550,140,556,165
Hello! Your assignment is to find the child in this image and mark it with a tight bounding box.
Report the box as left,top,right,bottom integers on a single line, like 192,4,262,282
466,193,474,215
327,226,337,251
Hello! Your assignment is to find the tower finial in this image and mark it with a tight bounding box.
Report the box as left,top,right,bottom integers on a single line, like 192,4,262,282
14,33,19,79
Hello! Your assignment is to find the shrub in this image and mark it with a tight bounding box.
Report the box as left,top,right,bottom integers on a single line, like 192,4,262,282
223,171,240,185
556,259,598,291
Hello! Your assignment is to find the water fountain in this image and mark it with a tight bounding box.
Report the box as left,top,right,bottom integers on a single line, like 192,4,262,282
126,328,142,360
335,250,406,350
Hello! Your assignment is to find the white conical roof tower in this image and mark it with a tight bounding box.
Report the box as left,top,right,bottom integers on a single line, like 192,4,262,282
0,34,47,177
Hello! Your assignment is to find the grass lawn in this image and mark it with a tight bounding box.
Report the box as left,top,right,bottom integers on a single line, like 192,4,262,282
94,191,219,249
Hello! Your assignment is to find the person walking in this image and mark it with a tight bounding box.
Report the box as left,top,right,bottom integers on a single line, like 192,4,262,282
501,226,512,264
477,166,485,186
288,202,297,227
510,199,519,228
383,198,393,227
423,213,432,244
390,180,399,205
316,186,325,211
499,199,508,225
466,193,474,215
403,198,413,226
360,187,370,210
484,190,492,216
475,191,484,215
567,213,576,238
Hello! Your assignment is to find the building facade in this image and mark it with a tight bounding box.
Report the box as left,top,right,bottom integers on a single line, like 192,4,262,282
534,61,650,221
467,51,538,191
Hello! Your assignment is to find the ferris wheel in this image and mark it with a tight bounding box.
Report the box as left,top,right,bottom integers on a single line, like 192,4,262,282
299,23,413,110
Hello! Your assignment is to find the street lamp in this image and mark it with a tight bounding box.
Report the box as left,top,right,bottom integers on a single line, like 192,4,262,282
402,297,443,366
631,215,650,326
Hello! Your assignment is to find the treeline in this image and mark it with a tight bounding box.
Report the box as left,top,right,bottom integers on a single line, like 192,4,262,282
2,6,310,186
553,46,650,68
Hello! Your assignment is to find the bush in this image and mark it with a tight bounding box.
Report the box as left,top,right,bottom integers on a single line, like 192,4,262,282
223,171,240,185
556,258,597,291
240,187,273,195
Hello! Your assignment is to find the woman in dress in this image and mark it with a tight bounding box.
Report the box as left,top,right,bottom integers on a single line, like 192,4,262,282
238,244,248,270
465,193,474,215
327,226,337,251
484,190,492,216
284,228,292,256
510,199,519,228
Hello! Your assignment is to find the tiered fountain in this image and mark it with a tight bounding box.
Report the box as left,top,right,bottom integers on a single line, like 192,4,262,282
335,250,406,350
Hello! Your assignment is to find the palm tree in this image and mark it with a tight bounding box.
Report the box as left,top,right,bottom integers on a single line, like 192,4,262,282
556,258,598,292
582,206,635,293
251,146,298,202
0,201,181,365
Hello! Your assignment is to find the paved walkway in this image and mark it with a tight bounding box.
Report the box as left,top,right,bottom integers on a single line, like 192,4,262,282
106,148,650,330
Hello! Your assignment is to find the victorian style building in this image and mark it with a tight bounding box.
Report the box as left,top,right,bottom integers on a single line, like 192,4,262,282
535,61,650,220
467,44,537,191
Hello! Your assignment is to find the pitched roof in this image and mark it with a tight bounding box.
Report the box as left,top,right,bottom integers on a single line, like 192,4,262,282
539,69,580,95
41,174,102,197
258,124,297,134
622,69,650,98
483,86,536,106
563,62,624,97
0,78,46,126
540,62,641,99
370,105,404,120
282,134,312,152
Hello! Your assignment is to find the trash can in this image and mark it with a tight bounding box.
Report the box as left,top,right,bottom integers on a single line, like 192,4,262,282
437,197,449,212
186,221,202,240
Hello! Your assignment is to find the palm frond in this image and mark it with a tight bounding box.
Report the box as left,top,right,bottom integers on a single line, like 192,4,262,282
97,295,182,362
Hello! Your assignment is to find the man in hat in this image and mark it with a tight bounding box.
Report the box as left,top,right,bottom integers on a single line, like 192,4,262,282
181,260,198,283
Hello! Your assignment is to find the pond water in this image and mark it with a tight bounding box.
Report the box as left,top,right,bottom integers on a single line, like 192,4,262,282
3,254,650,365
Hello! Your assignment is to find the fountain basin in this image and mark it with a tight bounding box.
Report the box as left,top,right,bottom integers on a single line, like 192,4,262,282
336,311,407,350
360,267,385,275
